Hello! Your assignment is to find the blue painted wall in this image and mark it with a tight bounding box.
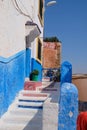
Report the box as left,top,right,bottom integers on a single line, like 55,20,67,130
0,50,25,117
58,83,78,130
26,48,31,77
25,48,42,81
61,61,72,85
31,58,42,81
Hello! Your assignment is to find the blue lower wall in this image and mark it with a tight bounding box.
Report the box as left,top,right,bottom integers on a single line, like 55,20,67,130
0,50,25,117
31,58,42,81
26,48,31,77
25,48,42,81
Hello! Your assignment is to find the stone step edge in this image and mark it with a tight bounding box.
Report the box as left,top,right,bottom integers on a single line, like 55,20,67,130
20,90,49,95
18,96,48,101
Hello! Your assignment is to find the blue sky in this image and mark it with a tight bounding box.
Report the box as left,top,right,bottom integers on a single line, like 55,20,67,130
44,0,87,74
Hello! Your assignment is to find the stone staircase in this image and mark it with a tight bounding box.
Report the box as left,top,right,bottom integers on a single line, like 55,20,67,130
0,89,48,130
0,81,59,130
24,81,42,91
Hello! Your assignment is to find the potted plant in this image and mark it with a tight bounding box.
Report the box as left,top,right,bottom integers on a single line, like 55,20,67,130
30,69,39,81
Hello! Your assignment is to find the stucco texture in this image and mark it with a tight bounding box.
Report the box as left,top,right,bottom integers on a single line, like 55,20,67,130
0,51,25,117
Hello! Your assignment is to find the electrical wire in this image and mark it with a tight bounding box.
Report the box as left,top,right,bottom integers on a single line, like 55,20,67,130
12,0,21,13
12,0,33,22
18,0,30,16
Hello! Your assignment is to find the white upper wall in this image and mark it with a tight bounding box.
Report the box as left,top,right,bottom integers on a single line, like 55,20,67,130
0,0,43,58
31,0,44,58
33,0,43,37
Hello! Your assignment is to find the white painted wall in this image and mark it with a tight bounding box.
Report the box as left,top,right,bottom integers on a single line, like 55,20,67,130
31,0,43,59
0,0,43,58
0,1,24,57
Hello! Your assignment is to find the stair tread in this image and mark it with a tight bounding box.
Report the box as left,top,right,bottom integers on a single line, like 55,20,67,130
18,95,48,101
10,109,42,117
0,121,42,130
2,114,42,123
17,101,43,106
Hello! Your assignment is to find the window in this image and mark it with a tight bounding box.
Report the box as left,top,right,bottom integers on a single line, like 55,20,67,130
36,38,42,63
38,0,43,26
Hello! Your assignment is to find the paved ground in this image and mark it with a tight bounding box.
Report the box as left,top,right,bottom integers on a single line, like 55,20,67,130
0,80,60,130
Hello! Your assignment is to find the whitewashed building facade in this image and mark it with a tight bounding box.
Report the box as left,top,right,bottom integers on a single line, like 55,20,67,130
0,0,43,117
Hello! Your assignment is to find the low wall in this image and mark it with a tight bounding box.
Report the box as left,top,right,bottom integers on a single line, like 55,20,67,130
0,50,25,117
58,83,78,130
58,61,78,130
72,75,87,111
72,75,87,101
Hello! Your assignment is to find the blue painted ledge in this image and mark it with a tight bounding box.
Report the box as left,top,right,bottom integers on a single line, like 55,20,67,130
0,50,25,63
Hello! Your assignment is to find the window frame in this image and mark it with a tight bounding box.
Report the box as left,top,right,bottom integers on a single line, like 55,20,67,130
38,0,44,26
36,38,42,64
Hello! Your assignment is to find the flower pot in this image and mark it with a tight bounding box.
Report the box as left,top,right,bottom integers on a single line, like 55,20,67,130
32,74,38,81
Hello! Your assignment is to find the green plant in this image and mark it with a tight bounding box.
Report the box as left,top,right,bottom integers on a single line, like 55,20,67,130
31,69,39,75
43,37,60,42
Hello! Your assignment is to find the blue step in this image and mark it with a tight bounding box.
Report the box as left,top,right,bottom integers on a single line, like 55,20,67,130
18,105,43,109
19,99,44,103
